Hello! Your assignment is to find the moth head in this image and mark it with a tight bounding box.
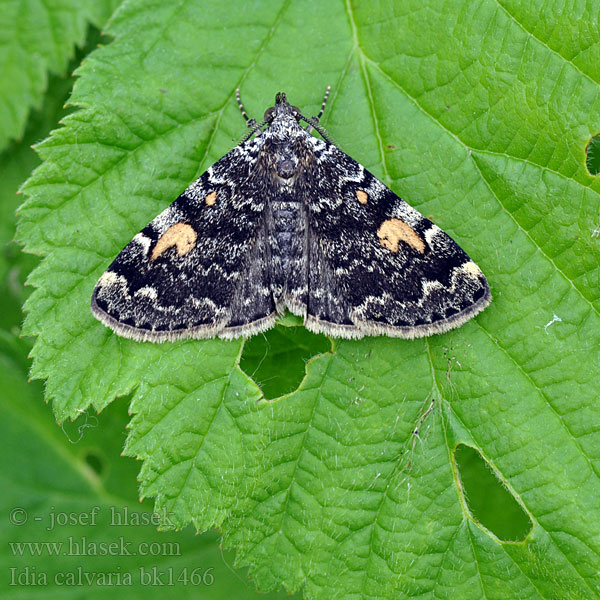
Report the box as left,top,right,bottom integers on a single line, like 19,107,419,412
264,92,302,122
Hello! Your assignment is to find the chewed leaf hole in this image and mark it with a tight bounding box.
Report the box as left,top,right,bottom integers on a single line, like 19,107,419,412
240,323,330,400
586,133,600,176
454,444,532,542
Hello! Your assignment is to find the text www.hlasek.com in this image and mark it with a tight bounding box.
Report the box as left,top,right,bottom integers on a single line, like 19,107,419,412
10,537,180,557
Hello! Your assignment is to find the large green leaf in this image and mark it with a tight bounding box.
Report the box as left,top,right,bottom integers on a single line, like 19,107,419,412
0,0,119,151
16,0,600,598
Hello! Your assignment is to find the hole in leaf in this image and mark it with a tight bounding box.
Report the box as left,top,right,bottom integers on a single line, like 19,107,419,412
586,134,600,175
454,444,532,541
83,450,105,477
240,324,330,399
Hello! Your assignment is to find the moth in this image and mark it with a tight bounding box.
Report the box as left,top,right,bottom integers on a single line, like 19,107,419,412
91,88,491,341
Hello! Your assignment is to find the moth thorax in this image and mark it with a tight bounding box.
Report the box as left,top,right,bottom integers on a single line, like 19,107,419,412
270,138,300,180
277,158,296,178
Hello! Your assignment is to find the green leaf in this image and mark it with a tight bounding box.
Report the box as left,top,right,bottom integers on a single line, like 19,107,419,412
16,1,600,598
0,0,119,151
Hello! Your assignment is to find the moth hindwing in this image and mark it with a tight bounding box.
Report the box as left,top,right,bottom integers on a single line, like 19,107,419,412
91,90,491,342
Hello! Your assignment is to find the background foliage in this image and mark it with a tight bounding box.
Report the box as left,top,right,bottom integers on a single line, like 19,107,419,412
3,0,600,598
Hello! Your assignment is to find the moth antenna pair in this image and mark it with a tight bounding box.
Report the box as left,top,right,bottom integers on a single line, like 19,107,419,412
236,86,333,144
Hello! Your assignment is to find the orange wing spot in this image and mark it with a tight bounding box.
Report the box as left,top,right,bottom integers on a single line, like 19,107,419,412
356,190,369,204
150,222,197,261
377,218,426,254
205,191,217,206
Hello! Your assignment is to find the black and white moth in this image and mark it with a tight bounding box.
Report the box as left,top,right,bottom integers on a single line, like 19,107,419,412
91,89,491,341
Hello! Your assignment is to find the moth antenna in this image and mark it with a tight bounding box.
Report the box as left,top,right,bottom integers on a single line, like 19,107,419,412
235,88,252,123
317,85,331,121
304,85,332,140
237,88,265,140
304,117,334,144
241,119,267,142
